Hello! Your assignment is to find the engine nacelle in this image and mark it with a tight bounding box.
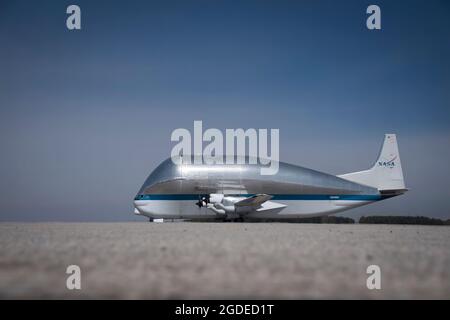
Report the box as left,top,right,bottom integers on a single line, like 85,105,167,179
206,194,253,217
209,193,225,204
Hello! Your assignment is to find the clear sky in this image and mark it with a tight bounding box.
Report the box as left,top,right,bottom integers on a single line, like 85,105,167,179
1,0,449,221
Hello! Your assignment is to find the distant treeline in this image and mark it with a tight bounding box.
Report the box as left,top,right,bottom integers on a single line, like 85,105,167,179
251,215,450,225
192,215,450,225
359,216,450,225
295,216,356,224
258,216,356,224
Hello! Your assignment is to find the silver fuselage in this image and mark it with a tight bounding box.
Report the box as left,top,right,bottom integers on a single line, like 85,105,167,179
134,156,385,220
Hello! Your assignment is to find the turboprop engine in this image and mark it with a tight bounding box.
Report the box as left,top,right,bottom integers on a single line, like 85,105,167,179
207,194,240,216
196,193,286,219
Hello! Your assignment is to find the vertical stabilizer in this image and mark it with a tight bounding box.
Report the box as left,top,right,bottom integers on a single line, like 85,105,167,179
338,134,406,191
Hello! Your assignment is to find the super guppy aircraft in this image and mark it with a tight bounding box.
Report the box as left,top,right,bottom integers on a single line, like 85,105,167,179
134,134,407,221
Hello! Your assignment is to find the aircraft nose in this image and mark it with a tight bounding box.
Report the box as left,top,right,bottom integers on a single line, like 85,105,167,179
134,199,149,215
134,199,145,208
134,193,151,206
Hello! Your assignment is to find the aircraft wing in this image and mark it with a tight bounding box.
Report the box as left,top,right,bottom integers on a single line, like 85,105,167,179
234,194,273,208
234,194,287,215
205,193,287,216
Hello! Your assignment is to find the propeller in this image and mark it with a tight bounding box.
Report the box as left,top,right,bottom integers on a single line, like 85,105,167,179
195,195,210,208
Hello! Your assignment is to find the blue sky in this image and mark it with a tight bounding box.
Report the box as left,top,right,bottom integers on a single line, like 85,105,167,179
0,0,449,221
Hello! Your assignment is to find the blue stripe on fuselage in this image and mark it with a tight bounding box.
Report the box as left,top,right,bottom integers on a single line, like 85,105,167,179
134,194,383,201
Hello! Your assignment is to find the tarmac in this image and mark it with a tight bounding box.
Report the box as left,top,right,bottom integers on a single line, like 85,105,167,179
0,222,449,299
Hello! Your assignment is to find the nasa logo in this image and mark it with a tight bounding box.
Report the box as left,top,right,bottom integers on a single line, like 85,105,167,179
378,156,396,168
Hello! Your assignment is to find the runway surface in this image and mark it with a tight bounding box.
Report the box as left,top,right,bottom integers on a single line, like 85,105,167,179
0,222,449,299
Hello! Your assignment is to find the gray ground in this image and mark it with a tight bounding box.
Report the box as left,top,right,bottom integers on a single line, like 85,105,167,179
0,222,449,299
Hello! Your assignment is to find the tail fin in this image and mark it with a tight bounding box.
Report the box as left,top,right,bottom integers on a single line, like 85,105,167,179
338,134,406,192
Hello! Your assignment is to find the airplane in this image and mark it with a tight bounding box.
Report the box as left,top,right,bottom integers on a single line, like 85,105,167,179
134,134,407,222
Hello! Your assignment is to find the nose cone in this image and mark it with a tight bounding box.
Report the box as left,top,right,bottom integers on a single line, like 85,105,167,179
134,195,148,215
134,199,145,209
